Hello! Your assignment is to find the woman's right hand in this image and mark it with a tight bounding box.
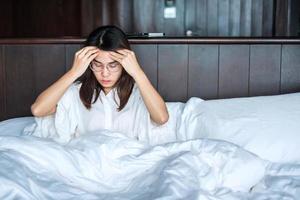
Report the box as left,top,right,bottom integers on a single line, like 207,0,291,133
31,46,99,117
70,46,99,78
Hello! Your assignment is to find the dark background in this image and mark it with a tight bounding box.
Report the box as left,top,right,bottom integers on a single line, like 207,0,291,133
0,0,299,38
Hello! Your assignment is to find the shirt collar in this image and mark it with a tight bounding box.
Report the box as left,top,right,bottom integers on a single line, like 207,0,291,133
100,87,120,106
99,83,137,107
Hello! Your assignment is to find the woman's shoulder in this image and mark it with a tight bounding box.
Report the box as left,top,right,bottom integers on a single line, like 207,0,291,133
130,83,142,102
72,81,82,91
131,83,138,96
65,82,81,96
60,82,81,103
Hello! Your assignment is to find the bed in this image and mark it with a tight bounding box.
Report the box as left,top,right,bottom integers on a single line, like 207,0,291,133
0,38,300,199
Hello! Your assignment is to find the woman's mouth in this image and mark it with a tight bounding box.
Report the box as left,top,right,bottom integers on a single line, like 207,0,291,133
101,80,111,84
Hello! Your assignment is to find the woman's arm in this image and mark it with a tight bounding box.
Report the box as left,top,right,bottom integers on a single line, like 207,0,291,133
31,47,99,117
109,50,169,125
133,70,169,125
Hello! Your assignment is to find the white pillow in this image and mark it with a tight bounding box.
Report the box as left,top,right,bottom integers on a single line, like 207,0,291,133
179,93,300,163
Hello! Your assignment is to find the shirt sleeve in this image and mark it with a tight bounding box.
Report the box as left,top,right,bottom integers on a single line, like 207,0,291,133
24,84,79,144
54,84,79,143
133,87,182,145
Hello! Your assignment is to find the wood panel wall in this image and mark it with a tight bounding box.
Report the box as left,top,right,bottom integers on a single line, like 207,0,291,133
0,0,81,37
0,46,5,121
276,0,300,36
3,0,294,37
1,40,300,121
185,0,274,36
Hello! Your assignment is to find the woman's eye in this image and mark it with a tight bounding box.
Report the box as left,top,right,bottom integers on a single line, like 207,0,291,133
95,64,103,68
110,63,118,68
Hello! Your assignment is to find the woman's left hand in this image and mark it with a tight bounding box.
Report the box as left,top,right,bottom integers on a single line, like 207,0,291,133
109,49,143,78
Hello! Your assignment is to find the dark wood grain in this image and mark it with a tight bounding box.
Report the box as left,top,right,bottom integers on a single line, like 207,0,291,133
251,0,263,36
196,0,208,36
5,45,35,119
188,45,218,99
65,44,82,71
275,0,289,36
207,0,219,36
2,38,300,45
249,45,281,96
133,0,158,33
1,40,300,121
0,1,13,37
13,0,81,37
113,0,133,33
162,0,185,36
0,46,6,121
81,0,108,30
262,0,274,36
219,45,250,98
240,0,252,36
33,45,66,96
281,45,300,93
289,0,300,36
80,0,97,37
131,44,158,89
229,0,241,36
61,0,81,37
1,0,296,38
218,0,230,36
182,0,273,37
158,45,188,102
185,0,196,35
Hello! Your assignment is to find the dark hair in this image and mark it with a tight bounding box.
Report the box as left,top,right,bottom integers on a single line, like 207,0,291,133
76,25,135,111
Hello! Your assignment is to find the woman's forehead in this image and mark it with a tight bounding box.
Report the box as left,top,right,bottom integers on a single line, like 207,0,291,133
94,50,115,63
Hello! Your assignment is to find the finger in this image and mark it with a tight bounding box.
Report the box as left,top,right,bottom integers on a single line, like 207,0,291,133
87,50,99,60
115,49,129,56
83,47,99,56
75,48,86,56
109,53,123,63
83,49,99,59
78,46,98,57
109,51,124,59
77,46,95,55
109,53,122,61
119,49,132,54
87,51,99,63
117,50,134,59
85,48,99,56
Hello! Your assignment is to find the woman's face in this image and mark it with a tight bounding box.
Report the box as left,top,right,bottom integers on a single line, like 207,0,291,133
91,49,123,94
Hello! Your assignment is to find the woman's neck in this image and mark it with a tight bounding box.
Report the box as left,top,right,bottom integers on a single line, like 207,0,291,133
103,88,112,95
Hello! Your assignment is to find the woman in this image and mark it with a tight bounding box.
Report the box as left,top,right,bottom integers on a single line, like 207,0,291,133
30,25,169,142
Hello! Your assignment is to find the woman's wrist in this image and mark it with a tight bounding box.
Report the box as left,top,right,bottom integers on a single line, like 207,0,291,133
67,68,81,80
132,69,146,83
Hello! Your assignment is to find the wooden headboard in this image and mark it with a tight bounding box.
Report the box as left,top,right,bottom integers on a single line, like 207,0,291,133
1,38,300,121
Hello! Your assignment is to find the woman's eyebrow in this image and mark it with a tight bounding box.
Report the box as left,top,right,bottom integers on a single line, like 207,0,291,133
93,60,117,64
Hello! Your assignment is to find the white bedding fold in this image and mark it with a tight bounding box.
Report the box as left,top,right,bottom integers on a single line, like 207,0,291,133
0,130,269,200
1,93,300,199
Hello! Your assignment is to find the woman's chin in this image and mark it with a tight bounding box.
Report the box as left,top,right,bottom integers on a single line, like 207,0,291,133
100,81,115,90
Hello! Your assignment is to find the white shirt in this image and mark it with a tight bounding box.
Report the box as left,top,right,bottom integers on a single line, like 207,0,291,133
24,83,180,145
24,83,164,144
60,82,152,139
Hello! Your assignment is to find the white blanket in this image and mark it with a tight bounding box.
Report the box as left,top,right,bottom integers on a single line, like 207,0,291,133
0,98,300,200
0,128,300,200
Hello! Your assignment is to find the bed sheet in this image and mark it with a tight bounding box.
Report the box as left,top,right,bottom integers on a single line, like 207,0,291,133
0,117,300,200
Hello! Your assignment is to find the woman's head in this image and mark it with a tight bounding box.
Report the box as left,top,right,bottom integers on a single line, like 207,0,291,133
77,25,135,111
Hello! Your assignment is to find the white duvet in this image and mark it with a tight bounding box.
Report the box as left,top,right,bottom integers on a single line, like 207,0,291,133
0,127,299,199
0,97,300,199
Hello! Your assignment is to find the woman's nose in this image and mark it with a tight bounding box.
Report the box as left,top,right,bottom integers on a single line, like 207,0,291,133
101,66,110,77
